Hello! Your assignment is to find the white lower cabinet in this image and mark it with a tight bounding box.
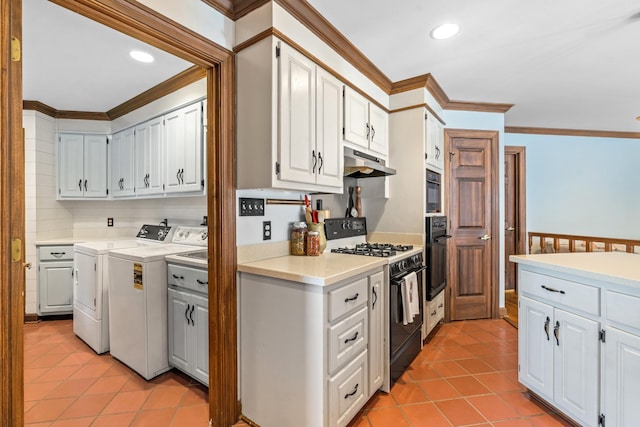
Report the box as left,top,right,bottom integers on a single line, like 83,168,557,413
167,263,208,385
239,267,384,427
516,265,640,427
38,245,74,315
425,290,445,338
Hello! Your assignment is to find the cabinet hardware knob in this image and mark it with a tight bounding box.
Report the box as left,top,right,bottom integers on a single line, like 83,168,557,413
344,293,359,303
196,279,208,285
84,180,88,191
553,321,560,346
438,303,443,308
365,123,370,139
344,383,359,399
506,226,515,231
344,331,359,344
185,304,190,325
431,310,437,316
479,234,492,240
172,274,184,280
78,179,82,191
372,287,377,310
317,152,323,174
370,125,375,141
189,305,195,326
23,262,32,269
312,150,317,173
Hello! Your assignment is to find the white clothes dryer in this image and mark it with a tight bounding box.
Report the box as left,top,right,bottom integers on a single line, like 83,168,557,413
107,226,207,380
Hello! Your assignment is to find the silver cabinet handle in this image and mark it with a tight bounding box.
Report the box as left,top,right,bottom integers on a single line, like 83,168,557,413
506,226,515,231
479,234,492,240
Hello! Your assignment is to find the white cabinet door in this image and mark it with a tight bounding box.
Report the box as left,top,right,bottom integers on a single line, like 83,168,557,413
425,113,444,171
343,87,369,149
135,117,164,196
518,296,554,401
58,134,85,198
191,293,209,385
278,42,316,185
165,102,203,194
553,309,600,427
605,327,640,427
168,288,190,372
368,271,384,394
39,260,74,314
316,68,344,189
110,128,135,197
83,135,109,198
368,103,388,157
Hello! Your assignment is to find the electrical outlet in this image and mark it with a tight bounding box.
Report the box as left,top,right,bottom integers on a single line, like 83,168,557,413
262,221,271,240
239,198,265,216
107,218,114,227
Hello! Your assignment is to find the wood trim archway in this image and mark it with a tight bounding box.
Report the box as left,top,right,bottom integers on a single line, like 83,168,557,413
1,1,237,426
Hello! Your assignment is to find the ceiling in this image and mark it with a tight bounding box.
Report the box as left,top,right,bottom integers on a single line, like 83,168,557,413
23,0,640,133
22,0,192,113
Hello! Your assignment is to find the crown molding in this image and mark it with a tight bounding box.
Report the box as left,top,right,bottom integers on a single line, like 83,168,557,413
505,126,640,139
390,103,446,126
201,0,269,20
23,66,205,121
201,0,235,19
107,65,206,119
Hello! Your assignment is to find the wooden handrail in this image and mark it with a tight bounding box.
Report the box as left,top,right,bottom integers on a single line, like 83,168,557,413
528,232,640,254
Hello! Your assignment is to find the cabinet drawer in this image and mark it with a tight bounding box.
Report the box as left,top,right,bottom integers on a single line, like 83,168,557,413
39,246,73,261
426,291,445,333
328,349,368,427
328,306,368,375
520,270,600,315
606,291,640,331
328,277,368,322
168,264,208,295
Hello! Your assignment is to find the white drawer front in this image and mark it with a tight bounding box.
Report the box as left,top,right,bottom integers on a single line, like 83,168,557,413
168,264,208,295
328,306,368,374
328,349,368,427
520,270,600,315
39,246,73,261
328,277,368,322
426,291,445,333
606,291,640,331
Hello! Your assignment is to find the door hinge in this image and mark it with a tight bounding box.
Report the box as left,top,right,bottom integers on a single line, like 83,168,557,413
599,413,605,427
11,37,21,61
342,87,345,97
599,329,606,343
275,162,280,175
275,46,280,58
425,113,428,120
11,238,22,262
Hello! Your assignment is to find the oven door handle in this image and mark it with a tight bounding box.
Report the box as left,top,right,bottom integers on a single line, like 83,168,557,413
390,266,426,285
435,235,452,242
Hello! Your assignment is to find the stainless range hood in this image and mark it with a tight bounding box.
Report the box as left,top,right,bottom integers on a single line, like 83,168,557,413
343,147,396,178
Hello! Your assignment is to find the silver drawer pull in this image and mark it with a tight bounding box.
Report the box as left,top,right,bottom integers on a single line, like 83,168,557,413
196,279,208,285
344,383,359,399
344,331,359,344
541,285,565,294
344,293,359,303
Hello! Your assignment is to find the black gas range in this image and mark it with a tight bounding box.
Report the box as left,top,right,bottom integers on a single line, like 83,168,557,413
325,217,425,388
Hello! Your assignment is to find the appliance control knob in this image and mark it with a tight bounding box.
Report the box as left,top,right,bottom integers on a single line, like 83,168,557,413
401,260,408,270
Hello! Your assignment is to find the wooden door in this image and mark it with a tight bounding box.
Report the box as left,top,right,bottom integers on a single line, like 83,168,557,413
504,146,526,290
446,129,499,320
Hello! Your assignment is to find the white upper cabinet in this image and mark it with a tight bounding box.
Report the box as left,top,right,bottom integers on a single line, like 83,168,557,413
343,87,388,158
135,116,164,196
110,128,135,198
164,102,204,194
58,133,108,199
425,112,444,171
236,37,343,193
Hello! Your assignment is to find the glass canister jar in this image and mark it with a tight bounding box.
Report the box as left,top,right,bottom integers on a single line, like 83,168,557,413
290,222,307,256
306,231,320,256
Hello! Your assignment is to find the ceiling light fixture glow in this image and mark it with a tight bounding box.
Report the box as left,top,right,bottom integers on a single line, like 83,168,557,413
129,50,154,63
430,23,460,40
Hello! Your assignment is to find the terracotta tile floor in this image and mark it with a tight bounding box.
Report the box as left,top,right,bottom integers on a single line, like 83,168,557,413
25,318,572,427
347,319,574,427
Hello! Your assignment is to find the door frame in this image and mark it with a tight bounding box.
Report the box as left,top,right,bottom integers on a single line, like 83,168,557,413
504,146,527,257
444,128,500,320
1,1,237,426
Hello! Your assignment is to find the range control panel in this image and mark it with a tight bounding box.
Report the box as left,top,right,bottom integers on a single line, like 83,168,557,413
325,218,368,240
172,226,208,246
136,225,173,242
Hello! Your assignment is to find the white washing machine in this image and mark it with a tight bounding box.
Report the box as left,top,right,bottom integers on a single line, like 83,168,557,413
107,226,208,380
72,224,174,354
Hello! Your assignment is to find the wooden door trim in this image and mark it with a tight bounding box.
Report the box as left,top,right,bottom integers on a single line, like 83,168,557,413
1,0,25,423
444,128,500,320
505,146,526,256
4,1,238,426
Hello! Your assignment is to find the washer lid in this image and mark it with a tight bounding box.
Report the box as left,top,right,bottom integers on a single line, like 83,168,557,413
74,240,151,255
109,244,199,262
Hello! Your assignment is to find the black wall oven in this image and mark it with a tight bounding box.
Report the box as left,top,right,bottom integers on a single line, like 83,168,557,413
425,216,449,301
426,169,442,214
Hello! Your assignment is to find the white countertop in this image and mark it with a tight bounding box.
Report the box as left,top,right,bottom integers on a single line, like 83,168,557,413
166,252,208,269
36,236,137,246
238,246,422,287
510,252,640,290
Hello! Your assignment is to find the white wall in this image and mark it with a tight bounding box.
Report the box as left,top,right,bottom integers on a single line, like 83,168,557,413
505,133,640,239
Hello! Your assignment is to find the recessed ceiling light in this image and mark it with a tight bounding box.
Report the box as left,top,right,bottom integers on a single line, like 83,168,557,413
430,23,460,40
129,50,154,63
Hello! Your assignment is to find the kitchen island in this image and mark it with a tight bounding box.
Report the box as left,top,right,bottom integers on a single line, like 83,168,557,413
510,252,640,427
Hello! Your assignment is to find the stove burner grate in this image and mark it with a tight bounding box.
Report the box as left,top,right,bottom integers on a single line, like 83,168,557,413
330,243,413,258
